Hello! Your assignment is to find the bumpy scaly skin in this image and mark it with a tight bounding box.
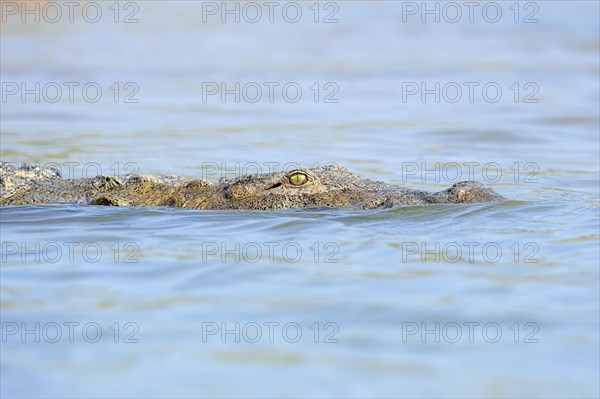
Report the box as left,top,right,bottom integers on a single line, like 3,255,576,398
0,162,503,209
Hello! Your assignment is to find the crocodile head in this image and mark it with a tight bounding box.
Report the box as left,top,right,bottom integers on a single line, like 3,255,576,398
172,164,502,210
167,164,367,209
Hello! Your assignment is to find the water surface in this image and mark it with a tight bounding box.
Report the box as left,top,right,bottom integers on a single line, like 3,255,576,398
1,1,599,397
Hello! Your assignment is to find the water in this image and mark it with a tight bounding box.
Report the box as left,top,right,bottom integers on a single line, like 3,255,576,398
1,1,599,397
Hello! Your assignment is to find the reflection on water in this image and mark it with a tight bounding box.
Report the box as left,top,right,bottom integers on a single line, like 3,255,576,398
1,1,599,398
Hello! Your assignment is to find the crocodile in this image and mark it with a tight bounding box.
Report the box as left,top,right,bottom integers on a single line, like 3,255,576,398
0,162,502,210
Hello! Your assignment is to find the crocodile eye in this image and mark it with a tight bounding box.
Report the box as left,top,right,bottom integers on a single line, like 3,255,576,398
288,172,309,186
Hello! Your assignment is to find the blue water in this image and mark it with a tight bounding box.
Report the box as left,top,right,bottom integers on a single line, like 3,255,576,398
1,1,599,397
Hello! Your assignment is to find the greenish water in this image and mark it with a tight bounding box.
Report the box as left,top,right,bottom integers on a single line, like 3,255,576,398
1,1,599,398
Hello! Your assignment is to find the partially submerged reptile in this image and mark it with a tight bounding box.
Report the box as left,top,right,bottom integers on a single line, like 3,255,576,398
0,162,502,210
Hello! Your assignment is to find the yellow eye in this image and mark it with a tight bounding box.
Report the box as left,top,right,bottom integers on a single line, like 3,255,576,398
288,172,308,186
